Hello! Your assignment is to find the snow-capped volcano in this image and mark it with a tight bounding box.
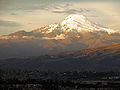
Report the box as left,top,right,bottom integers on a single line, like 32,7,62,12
30,14,119,40
0,14,120,59
0,14,119,40
33,14,119,35
61,14,118,34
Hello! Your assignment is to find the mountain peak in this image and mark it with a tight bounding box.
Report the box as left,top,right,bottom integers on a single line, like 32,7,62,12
61,14,119,34
61,14,89,32
63,14,87,23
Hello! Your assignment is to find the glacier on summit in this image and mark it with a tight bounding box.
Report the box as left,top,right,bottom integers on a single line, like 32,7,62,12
61,14,119,34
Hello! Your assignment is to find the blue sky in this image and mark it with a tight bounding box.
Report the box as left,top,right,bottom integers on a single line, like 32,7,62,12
0,0,120,35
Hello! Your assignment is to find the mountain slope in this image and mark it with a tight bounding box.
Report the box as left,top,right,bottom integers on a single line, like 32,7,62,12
0,44,120,71
0,14,120,58
0,14,119,40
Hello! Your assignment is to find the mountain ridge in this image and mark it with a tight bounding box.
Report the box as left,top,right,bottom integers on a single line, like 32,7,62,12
0,14,119,59
0,14,119,40
0,43,119,71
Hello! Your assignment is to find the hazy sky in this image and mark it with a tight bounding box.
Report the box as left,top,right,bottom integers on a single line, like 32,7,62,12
0,0,120,35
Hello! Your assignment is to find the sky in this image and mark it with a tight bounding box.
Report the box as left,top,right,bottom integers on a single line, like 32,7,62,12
0,0,120,35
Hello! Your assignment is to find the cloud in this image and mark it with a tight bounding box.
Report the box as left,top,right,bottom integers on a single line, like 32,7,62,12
10,13,18,15
0,20,21,27
51,8,91,14
42,3,92,14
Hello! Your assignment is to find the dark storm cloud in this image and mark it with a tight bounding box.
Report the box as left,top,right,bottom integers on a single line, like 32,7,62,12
0,20,21,27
